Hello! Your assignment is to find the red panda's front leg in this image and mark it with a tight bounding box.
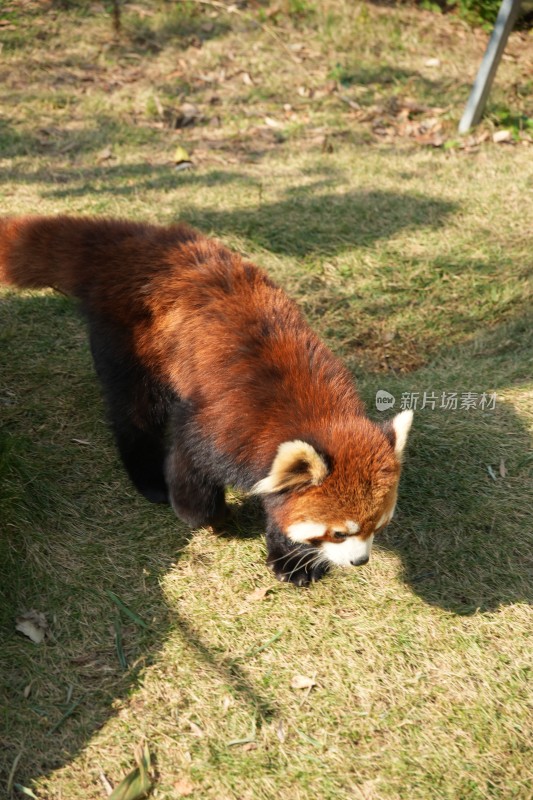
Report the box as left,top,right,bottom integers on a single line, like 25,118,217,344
265,522,330,587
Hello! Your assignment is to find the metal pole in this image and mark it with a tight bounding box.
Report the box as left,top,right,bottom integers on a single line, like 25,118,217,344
458,0,522,134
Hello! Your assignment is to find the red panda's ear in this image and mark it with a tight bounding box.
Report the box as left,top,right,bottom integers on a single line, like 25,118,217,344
382,409,413,463
251,440,329,495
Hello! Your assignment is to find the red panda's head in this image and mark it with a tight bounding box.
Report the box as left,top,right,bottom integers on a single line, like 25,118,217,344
252,410,413,568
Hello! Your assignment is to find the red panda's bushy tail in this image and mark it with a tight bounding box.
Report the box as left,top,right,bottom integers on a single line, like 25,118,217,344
0,215,93,296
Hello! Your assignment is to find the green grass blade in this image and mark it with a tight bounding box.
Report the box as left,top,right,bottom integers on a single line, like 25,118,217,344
108,767,151,800
48,695,86,736
13,786,39,799
113,613,128,670
106,590,149,630
109,745,152,800
233,629,284,663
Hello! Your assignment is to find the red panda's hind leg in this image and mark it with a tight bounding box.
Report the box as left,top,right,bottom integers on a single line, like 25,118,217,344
88,321,171,504
113,424,170,504
266,523,330,587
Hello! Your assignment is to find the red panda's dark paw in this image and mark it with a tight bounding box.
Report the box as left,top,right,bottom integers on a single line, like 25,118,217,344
268,551,330,587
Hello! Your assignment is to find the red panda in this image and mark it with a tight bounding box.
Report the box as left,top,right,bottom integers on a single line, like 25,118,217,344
0,215,413,586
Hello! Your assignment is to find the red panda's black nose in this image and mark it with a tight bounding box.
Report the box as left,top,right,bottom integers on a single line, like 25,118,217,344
351,555,369,567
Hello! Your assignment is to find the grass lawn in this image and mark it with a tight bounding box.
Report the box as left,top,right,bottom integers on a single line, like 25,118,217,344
0,1,532,798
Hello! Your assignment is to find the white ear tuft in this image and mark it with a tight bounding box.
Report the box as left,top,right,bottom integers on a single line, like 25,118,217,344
392,409,413,461
251,440,328,495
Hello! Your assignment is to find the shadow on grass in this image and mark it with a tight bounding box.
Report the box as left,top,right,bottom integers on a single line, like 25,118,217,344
45,176,458,259
370,310,533,614
380,400,533,614
0,161,259,197
1,0,231,55
330,63,460,102
0,157,458,257
124,3,231,53
0,293,277,792
181,187,457,257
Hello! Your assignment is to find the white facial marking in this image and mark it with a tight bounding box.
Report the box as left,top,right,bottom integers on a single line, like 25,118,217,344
287,521,327,544
322,534,374,567
345,520,360,534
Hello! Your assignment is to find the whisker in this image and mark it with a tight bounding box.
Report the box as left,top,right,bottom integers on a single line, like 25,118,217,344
285,550,322,580
268,545,316,567
286,553,313,578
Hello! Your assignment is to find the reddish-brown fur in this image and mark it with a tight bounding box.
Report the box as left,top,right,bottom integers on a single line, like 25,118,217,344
0,215,409,585
276,449,400,541
0,215,368,477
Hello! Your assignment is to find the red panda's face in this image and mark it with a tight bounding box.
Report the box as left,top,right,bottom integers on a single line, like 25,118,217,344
280,479,399,567
253,410,413,569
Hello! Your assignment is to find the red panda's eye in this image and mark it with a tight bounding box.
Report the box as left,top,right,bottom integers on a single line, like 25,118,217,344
333,531,347,541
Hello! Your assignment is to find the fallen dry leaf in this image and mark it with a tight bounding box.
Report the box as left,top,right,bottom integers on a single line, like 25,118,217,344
499,458,507,478
245,587,271,603
175,102,202,128
264,116,283,129
188,721,204,737
493,129,513,143
16,610,48,644
241,742,257,751
291,675,317,690
174,145,194,172
340,95,361,111
352,779,378,799
127,4,155,18
152,94,164,118
222,695,232,713
174,146,191,163
173,777,195,796
97,146,113,162
265,3,282,18
237,586,274,614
